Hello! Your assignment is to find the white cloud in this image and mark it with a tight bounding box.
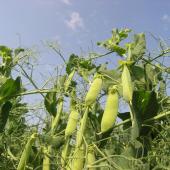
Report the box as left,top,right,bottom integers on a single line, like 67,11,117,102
65,12,84,30
162,14,170,23
61,0,71,5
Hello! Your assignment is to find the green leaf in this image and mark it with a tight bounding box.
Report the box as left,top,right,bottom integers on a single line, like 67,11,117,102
118,112,131,130
14,48,25,56
97,28,131,56
99,69,121,92
97,41,126,56
118,112,130,120
66,54,96,74
0,77,21,104
132,90,159,138
145,64,162,87
132,90,159,121
111,45,126,56
41,134,65,148
66,54,79,74
0,45,12,58
131,65,145,82
113,140,147,169
0,101,12,133
44,92,57,117
127,33,146,61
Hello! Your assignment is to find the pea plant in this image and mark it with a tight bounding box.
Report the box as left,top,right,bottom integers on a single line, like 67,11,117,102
0,28,170,170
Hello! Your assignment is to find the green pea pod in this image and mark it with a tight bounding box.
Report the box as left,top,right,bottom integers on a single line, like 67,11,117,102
85,75,102,106
87,147,96,170
71,145,85,170
65,109,79,137
17,133,38,170
101,86,119,133
121,64,133,102
64,69,76,92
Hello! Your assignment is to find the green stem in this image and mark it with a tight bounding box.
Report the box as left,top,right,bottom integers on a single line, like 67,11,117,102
76,107,89,147
42,97,63,170
61,137,70,168
42,146,52,170
114,110,170,129
93,144,118,169
51,97,63,134
129,101,134,125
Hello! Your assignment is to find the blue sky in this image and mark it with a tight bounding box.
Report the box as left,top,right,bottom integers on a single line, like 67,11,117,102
1,0,170,105
1,0,170,55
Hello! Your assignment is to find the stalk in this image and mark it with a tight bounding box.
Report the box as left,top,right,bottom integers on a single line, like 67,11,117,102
61,137,70,168
76,107,89,147
17,133,37,170
51,97,63,134
42,146,52,170
114,110,170,129
42,97,63,170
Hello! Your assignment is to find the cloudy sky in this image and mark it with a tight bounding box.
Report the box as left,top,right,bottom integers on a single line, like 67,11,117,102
0,0,170,83
1,0,170,53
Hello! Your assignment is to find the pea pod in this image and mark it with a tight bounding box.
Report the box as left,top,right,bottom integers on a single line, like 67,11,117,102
65,109,79,137
17,133,38,170
71,145,85,170
64,69,76,92
85,75,102,106
121,64,133,102
101,86,119,133
87,147,96,170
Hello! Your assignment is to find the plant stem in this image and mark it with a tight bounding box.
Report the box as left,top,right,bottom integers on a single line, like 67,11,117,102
42,146,52,170
51,97,63,134
114,110,170,129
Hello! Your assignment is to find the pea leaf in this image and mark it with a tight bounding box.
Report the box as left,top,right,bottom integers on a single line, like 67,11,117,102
0,101,12,133
127,33,146,61
66,54,96,74
132,90,159,121
0,77,21,104
132,90,159,138
118,112,131,130
44,92,57,117
0,45,12,58
97,28,131,56
99,69,121,92
14,48,25,56
41,134,65,148
131,65,145,82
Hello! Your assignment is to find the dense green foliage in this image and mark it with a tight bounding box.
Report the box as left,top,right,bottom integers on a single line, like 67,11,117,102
0,28,170,169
